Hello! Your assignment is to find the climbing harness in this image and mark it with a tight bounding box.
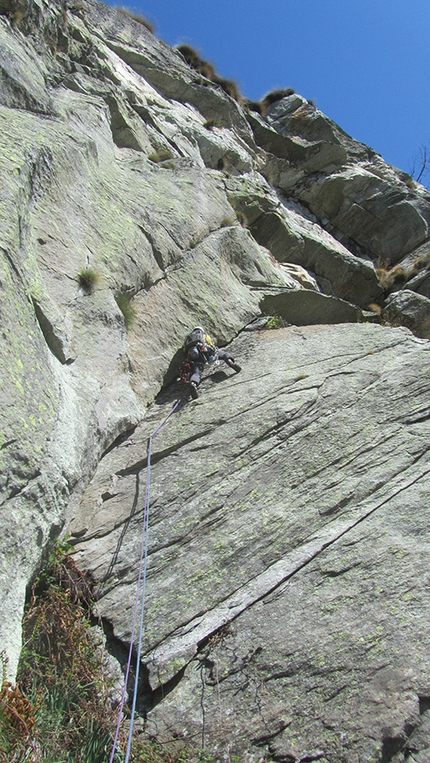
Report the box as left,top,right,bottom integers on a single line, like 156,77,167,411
178,359,193,383
108,396,183,763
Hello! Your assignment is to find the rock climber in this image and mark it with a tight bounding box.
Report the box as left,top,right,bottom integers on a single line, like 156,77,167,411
179,326,241,399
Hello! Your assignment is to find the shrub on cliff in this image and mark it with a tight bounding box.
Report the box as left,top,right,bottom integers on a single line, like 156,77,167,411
0,542,114,763
0,543,212,762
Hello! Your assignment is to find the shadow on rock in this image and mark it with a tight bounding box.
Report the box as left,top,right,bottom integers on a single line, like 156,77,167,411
154,381,190,407
162,348,185,388
208,370,229,384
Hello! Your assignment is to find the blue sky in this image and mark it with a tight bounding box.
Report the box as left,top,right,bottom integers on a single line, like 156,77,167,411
106,0,430,181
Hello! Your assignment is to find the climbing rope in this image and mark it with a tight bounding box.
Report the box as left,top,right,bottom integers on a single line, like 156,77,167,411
109,396,183,763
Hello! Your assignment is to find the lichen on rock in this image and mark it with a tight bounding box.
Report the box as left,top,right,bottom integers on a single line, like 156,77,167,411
1,1,430,760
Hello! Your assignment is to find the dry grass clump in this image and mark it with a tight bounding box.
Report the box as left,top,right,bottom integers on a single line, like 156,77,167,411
414,249,430,269
0,655,38,760
177,44,215,79
261,88,296,112
0,542,114,763
115,5,154,32
220,216,235,227
243,99,263,115
375,250,430,290
203,118,223,130
176,44,241,102
11,8,26,25
367,303,382,315
212,75,240,100
0,541,212,762
236,210,247,226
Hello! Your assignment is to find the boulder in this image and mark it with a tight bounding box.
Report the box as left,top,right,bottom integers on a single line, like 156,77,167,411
226,175,383,307
383,290,430,339
251,94,430,266
404,270,430,299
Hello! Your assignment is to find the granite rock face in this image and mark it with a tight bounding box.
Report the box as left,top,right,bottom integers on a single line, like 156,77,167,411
1,1,430,760
71,324,430,763
383,289,430,339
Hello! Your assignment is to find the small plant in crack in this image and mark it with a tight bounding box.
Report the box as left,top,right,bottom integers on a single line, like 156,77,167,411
115,292,136,328
148,147,174,163
77,267,100,293
203,118,222,130
263,314,286,329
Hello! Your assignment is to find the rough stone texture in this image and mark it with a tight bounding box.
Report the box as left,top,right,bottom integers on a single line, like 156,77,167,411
0,1,295,677
254,95,430,265
404,270,430,300
383,290,430,339
71,324,430,763
260,288,362,325
226,175,383,308
1,2,430,760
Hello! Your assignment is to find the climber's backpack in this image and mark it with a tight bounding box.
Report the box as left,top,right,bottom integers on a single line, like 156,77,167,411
183,327,204,350
183,328,214,353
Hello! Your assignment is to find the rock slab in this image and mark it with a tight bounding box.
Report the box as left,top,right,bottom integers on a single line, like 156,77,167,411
71,324,430,763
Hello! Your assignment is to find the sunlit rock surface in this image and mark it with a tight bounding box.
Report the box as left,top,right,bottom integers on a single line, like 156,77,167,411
1,0,430,759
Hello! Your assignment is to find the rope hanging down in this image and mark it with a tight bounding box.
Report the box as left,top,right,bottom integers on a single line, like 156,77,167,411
109,397,183,763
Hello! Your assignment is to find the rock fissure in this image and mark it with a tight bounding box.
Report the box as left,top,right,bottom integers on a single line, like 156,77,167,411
115,426,215,476
152,454,430,658
2,4,430,759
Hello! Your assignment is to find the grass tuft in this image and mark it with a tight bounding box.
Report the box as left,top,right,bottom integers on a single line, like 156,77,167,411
12,9,26,25
176,44,241,102
203,118,222,130
115,292,136,328
78,267,99,293
148,147,174,163
115,6,154,32
261,88,296,112
243,99,263,115
263,314,286,329
212,75,240,101
367,303,382,315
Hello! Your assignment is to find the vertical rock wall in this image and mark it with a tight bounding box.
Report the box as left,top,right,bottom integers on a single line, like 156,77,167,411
1,2,430,759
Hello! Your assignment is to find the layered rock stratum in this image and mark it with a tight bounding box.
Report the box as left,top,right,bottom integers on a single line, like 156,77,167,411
1,1,430,760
